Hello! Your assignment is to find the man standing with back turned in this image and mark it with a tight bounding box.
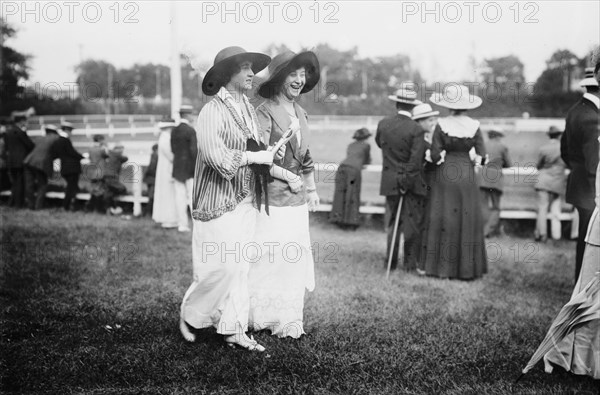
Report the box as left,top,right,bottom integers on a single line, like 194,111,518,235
376,86,427,272
171,105,198,232
561,47,600,281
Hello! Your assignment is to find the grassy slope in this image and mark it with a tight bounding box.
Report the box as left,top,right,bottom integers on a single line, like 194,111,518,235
1,208,597,394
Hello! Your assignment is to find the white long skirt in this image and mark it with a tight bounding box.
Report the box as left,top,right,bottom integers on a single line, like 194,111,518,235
181,197,258,335
248,204,315,338
152,132,178,226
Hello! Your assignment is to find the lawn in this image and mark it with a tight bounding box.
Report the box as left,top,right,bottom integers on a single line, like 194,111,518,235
1,208,597,394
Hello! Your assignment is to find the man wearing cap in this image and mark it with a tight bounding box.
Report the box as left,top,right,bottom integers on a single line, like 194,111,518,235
171,105,198,232
4,115,34,207
376,86,427,272
23,125,60,210
479,129,512,238
560,49,600,280
53,121,83,211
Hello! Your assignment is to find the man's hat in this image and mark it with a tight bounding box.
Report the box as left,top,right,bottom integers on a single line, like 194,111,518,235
157,118,177,129
352,127,371,140
257,51,320,99
579,67,599,87
487,128,505,139
179,105,195,115
388,86,421,105
44,124,59,134
412,103,440,120
61,121,74,130
547,126,563,137
93,134,105,142
202,46,271,96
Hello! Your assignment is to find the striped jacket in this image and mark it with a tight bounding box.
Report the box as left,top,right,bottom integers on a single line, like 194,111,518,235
191,87,259,221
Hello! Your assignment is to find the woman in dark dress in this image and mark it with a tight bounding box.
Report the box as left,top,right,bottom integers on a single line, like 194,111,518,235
421,85,488,280
329,127,372,229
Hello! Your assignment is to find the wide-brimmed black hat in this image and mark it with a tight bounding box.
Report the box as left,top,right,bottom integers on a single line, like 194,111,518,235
202,46,271,96
352,127,371,140
258,51,320,99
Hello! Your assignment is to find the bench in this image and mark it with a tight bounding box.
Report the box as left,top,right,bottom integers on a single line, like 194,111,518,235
1,190,576,222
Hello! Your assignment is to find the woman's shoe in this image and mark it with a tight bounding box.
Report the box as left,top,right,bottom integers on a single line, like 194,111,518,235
225,334,265,352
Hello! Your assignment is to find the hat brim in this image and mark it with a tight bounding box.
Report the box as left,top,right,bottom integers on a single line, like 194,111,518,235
412,110,440,120
202,52,271,96
487,131,505,138
158,122,176,129
579,77,599,87
387,95,421,105
258,52,320,99
429,93,482,110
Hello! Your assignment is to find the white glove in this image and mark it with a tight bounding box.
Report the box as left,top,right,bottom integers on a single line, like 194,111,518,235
245,150,274,165
436,150,446,165
268,144,287,161
288,175,304,193
306,191,320,212
425,149,433,163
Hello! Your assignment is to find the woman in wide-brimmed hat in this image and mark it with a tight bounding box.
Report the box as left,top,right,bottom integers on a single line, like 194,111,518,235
329,127,372,229
420,84,488,280
247,50,320,339
179,46,284,352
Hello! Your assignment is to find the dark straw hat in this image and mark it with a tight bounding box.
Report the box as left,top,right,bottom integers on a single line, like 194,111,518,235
202,46,271,96
352,127,371,140
487,129,505,139
258,51,320,99
547,126,563,138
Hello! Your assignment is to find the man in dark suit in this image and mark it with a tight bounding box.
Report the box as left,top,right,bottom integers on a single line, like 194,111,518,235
4,115,34,207
560,56,599,280
479,129,512,238
53,121,83,211
171,105,198,232
376,87,426,271
23,125,60,210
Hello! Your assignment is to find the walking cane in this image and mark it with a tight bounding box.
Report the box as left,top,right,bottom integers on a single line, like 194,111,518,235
386,194,404,279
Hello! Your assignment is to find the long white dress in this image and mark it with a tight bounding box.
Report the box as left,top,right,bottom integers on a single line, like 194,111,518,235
152,131,178,226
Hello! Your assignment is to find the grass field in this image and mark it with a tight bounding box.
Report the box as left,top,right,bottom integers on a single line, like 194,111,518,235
1,208,597,394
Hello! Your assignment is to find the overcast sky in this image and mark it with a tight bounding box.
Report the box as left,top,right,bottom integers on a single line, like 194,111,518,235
3,0,599,86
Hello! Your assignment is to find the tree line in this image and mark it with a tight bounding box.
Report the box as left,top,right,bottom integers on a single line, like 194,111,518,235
1,18,595,118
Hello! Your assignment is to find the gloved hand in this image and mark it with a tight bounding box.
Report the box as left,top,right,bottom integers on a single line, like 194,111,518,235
244,150,274,165
288,175,304,193
303,171,319,211
268,143,287,161
306,191,320,212
436,150,446,165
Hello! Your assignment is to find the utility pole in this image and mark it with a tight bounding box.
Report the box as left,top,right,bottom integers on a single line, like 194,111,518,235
107,65,113,115
170,2,182,121
155,68,162,102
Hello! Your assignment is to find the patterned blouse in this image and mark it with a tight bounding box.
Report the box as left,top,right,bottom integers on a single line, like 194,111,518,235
191,87,260,221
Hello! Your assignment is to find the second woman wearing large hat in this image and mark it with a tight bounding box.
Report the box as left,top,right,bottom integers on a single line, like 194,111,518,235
247,50,320,338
